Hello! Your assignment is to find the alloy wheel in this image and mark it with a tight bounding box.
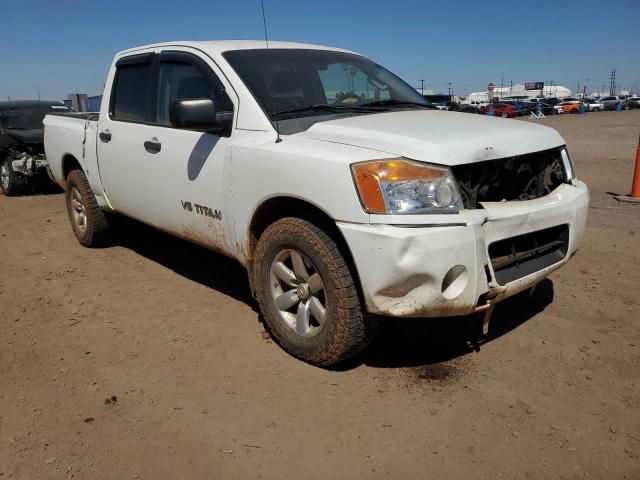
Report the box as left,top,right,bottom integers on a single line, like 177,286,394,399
269,249,327,338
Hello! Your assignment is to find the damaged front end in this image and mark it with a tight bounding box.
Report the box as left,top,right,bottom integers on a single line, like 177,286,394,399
452,147,569,208
6,144,48,177
337,146,589,324
1,128,52,196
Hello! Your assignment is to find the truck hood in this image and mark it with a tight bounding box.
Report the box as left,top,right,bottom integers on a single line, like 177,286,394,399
300,110,565,166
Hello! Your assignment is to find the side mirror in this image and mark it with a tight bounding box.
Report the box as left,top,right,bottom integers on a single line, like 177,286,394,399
169,98,232,133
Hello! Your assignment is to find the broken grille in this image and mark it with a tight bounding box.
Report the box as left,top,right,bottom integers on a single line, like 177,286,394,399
452,147,568,209
488,224,569,285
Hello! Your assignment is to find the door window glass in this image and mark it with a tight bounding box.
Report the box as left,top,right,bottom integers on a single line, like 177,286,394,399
156,61,233,126
111,63,152,122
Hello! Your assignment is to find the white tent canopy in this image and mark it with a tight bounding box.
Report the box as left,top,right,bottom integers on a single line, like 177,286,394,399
466,83,572,102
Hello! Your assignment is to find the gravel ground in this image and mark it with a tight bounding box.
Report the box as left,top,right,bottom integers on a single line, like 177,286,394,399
1,110,639,479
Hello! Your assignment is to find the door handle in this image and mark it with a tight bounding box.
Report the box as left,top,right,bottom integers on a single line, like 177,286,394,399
144,137,162,154
99,130,111,143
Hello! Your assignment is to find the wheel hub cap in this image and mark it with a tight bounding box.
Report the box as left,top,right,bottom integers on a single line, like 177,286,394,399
269,249,327,338
296,283,310,300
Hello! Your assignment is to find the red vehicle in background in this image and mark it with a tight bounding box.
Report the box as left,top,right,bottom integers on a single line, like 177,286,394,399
479,103,518,118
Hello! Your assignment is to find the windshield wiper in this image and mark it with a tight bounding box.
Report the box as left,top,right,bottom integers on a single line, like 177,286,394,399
3,126,30,130
359,99,435,109
272,104,376,117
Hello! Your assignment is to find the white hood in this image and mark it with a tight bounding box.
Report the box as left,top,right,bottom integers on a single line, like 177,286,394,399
300,110,565,166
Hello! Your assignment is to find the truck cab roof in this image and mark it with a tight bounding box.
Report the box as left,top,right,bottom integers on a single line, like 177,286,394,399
118,40,356,57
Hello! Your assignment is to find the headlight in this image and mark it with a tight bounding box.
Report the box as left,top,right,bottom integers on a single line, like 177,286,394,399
560,147,575,180
351,158,463,214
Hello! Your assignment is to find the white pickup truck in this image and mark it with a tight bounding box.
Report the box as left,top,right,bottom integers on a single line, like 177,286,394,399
44,40,589,366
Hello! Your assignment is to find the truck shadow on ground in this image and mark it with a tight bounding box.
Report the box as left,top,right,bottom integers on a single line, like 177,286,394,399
108,214,554,370
108,214,256,309
354,279,554,370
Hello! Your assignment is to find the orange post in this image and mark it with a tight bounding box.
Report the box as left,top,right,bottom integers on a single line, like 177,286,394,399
632,130,640,198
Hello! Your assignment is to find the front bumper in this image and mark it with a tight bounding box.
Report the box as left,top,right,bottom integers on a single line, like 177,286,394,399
338,181,589,318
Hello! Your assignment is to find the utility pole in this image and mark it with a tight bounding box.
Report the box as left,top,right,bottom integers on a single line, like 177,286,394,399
577,81,580,98
447,82,452,96
610,69,617,96
420,79,425,95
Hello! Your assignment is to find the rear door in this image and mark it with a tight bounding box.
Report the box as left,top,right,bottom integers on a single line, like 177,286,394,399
96,51,165,225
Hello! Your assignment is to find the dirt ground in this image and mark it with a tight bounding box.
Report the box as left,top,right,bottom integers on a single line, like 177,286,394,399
1,110,639,480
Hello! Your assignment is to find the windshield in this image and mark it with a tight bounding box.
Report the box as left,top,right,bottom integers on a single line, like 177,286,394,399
223,49,430,120
0,104,70,129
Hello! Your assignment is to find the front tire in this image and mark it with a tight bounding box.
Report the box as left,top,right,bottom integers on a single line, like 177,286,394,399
0,158,26,196
253,217,378,367
65,169,110,247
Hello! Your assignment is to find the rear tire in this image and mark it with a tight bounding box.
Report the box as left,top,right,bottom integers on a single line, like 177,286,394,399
0,158,26,196
253,217,378,367
65,169,111,247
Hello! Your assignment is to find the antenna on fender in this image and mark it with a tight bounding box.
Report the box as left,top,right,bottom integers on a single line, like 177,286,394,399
261,0,282,143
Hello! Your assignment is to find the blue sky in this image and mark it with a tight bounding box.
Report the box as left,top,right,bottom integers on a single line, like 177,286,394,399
1,0,639,100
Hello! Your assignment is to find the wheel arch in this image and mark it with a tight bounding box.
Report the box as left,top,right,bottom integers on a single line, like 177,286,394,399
245,196,363,301
61,154,84,180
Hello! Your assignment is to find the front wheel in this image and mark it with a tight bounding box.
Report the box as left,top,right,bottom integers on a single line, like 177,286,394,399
0,158,26,196
253,218,378,367
65,169,111,247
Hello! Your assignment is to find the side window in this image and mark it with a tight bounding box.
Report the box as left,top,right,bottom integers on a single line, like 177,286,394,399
155,59,233,126
111,62,153,122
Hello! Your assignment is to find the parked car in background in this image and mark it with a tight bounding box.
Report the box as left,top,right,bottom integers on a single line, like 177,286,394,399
433,101,461,112
524,102,556,116
42,40,589,366
627,96,640,109
444,101,460,111
560,98,581,114
0,100,72,196
599,96,625,110
584,98,604,112
531,97,561,107
530,98,563,114
458,103,477,113
497,100,530,116
479,103,518,118
462,100,489,111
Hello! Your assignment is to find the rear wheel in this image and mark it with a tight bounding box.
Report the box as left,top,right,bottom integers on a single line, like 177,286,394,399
65,169,111,247
0,158,26,196
253,217,378,367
